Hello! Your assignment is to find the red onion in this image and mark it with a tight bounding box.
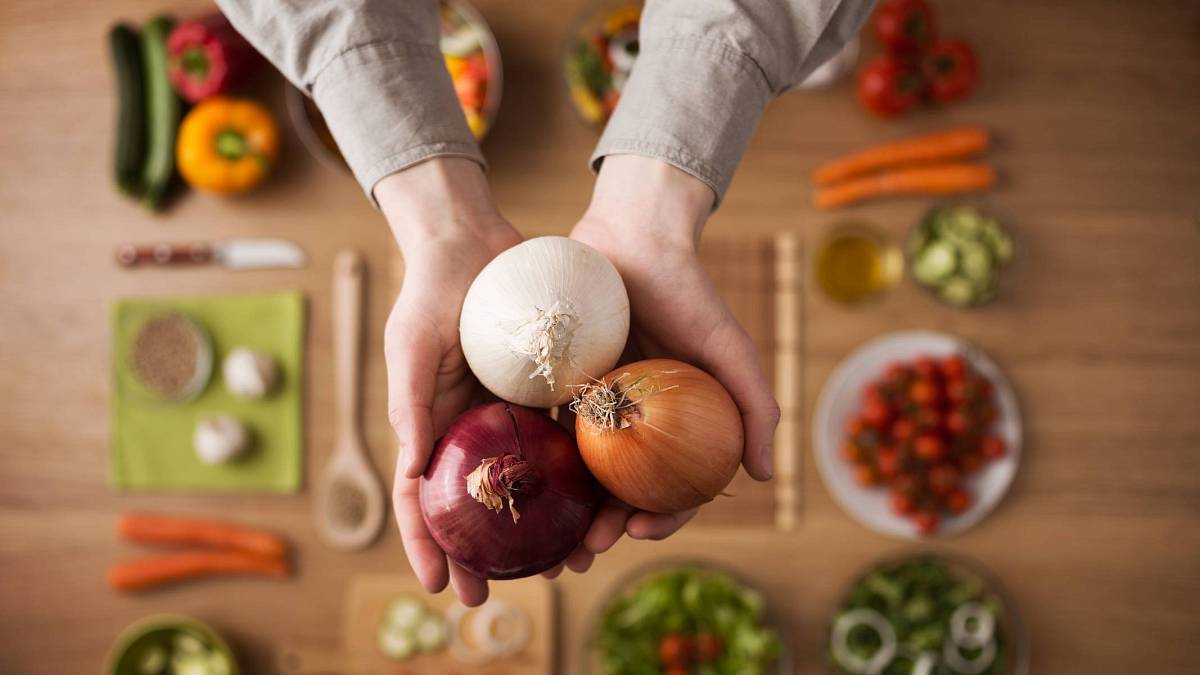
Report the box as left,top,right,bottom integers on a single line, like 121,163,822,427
419,402,599,579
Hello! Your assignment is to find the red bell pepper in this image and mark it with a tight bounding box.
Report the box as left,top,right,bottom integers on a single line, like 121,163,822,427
167,13,258,103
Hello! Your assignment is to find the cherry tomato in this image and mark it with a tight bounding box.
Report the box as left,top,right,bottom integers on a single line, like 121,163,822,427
981,435,1007,459
928,463,960,495
915,434,946,462
695,632,722,663
945,487,972,514
863,382,888,404
874,0,936,56
944,408,971,435
940,354,967,380
958,451,985,475
840,441,864,463
890,491,917,515
913,356,939,379
908,378,939,406
892,471,921,496
877,446,901,479
885,363,913,386
854,463,880,486
914,510,940,534
915,407,942,432
846,416,867,437
890,417,916,442
857,55,924,118
863,398,893,428
924,39,979,103
946,378,968,404
659,633,693,667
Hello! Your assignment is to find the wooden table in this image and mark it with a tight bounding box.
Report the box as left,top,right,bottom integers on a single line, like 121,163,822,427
2,0,1198,672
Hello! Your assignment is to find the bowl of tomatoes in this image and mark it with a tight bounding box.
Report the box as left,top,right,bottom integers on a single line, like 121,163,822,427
813,331,1021,538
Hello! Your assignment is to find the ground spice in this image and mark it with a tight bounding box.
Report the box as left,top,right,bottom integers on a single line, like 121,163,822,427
329,478,367,529
131,314,203,399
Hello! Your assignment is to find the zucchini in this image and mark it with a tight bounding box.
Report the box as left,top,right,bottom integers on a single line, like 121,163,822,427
909,205,1012,307
414,615,449,652
912,241,957,284
384,595,425,631
378,626,418,661
108,24,146,197
139,15,179,210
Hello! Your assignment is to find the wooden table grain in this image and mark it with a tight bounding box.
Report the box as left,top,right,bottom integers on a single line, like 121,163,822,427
2,0,1199,673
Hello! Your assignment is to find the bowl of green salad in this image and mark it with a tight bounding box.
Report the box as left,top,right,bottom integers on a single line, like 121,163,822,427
585,560,789,675
828,553,1029,675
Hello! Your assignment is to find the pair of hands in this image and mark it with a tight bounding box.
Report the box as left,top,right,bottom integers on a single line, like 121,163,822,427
377,156,780,606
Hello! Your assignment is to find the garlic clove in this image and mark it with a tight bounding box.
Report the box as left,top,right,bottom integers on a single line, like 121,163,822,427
194,414,251,465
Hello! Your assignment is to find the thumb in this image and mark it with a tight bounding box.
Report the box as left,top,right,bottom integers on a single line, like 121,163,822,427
700,321,781,482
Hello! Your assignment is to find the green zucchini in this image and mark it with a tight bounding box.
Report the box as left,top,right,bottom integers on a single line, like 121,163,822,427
139,15,179,210
108,23,146,198
908,205,1013,308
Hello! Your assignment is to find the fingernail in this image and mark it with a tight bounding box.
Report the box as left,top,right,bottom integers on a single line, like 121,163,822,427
760,442,774,480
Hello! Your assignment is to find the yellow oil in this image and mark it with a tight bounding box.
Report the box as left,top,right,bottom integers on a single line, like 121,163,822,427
815,226,901,304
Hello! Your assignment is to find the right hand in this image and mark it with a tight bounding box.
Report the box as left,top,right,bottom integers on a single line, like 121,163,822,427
376,159,521,607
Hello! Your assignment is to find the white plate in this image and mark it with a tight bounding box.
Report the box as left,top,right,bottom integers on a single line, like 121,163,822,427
813,331,1022,539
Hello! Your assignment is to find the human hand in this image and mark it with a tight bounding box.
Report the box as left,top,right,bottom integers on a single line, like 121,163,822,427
550,156,780,573
377,159,521,607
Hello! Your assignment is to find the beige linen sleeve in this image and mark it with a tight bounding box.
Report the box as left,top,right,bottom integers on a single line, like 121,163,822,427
216,0,483,204
592,0,876,205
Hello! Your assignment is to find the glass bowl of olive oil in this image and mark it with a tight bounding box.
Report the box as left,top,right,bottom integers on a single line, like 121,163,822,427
814,223,903,305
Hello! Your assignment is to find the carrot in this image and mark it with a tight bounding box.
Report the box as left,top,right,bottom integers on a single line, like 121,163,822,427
117,513,288,558
108,550,290,591
812,127,991,187
813,162,996,209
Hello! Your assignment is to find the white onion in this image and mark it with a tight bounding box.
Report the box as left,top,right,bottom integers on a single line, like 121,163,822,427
459,237,629,408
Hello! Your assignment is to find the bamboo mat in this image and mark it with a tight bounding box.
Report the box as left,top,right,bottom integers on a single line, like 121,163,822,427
390,234,802,529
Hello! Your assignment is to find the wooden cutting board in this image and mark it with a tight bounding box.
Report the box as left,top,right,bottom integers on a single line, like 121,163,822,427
390,234,803,530
278,576,554,674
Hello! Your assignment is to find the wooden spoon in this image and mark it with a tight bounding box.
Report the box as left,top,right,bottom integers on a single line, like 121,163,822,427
315,250,386,550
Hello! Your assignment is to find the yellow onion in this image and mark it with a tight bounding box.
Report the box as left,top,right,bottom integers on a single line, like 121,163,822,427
571,359,744,513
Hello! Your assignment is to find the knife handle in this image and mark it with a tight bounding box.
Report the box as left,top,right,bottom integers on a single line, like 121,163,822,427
115,243,215,267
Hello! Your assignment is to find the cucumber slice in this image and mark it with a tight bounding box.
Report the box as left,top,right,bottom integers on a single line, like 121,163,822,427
912,242,957,284
378,626,418,661
384,595,426,632
959,244,993,282
981,222,1014,266
172,654,213,675
136,645,168,675
207,653,232,675
414,615,449,653
939,277,978,307
173,633,206,655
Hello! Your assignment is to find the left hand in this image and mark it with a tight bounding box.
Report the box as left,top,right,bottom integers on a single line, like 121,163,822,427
545,156,780,576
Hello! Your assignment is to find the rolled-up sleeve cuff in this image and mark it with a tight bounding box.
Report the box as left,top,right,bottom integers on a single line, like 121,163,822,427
590,35,772,207
311,41,485,205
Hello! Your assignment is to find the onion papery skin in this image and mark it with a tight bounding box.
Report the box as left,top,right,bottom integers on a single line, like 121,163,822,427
574,359,744,514
459,236,630,408
420,402,600,580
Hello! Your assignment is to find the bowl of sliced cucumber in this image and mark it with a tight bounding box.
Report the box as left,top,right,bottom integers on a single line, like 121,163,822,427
107,615,237,675
908,204,1016,309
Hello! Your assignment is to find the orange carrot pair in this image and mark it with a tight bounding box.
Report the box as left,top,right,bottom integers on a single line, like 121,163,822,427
109,513,291,592
811,126,996,208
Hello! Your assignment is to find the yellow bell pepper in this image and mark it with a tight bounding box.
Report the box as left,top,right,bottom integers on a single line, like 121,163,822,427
176,97,279,193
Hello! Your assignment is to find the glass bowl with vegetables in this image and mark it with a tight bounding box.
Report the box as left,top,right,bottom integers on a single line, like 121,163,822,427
563,0,642,128
584,560,790,675
107,614,237,675
828,553,1029,675
908,204,1017,309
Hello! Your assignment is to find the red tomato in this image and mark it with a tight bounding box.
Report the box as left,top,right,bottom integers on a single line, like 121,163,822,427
928,463,960,495
840,441,864,463
915,407,942,432
659,633,693,667
946,378,968,405
892,471,921,496
873,0,936,55
944,408,971,435
863,382,888,403
914,510,940,534
924,39,980,103
913,356,939,379
959,452,985,475
908,379,939,406
940,354,967,380
981,435,1007,459
863,398,893,428
885,363,913,386
846,416,867,437
915,434,946,461
857,55,924,118
854,463,880,486
891,417,916,442
945,487,972,514
877,446,901,479
695,632,722,663
890,491,917,515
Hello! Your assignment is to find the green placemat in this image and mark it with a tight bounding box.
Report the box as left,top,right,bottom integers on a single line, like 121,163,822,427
111,291,305,492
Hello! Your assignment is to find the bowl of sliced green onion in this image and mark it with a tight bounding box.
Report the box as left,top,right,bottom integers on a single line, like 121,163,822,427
827,553,1029,675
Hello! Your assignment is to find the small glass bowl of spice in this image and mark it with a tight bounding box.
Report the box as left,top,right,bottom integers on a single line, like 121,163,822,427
128,313,213,402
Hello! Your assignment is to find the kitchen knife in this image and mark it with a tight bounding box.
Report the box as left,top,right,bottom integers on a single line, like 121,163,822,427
115,239,308,270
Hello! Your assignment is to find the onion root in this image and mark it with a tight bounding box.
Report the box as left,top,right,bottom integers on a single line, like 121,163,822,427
570,371,679,432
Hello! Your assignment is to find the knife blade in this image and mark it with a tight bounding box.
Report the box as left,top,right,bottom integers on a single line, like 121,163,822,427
115,239,308,270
